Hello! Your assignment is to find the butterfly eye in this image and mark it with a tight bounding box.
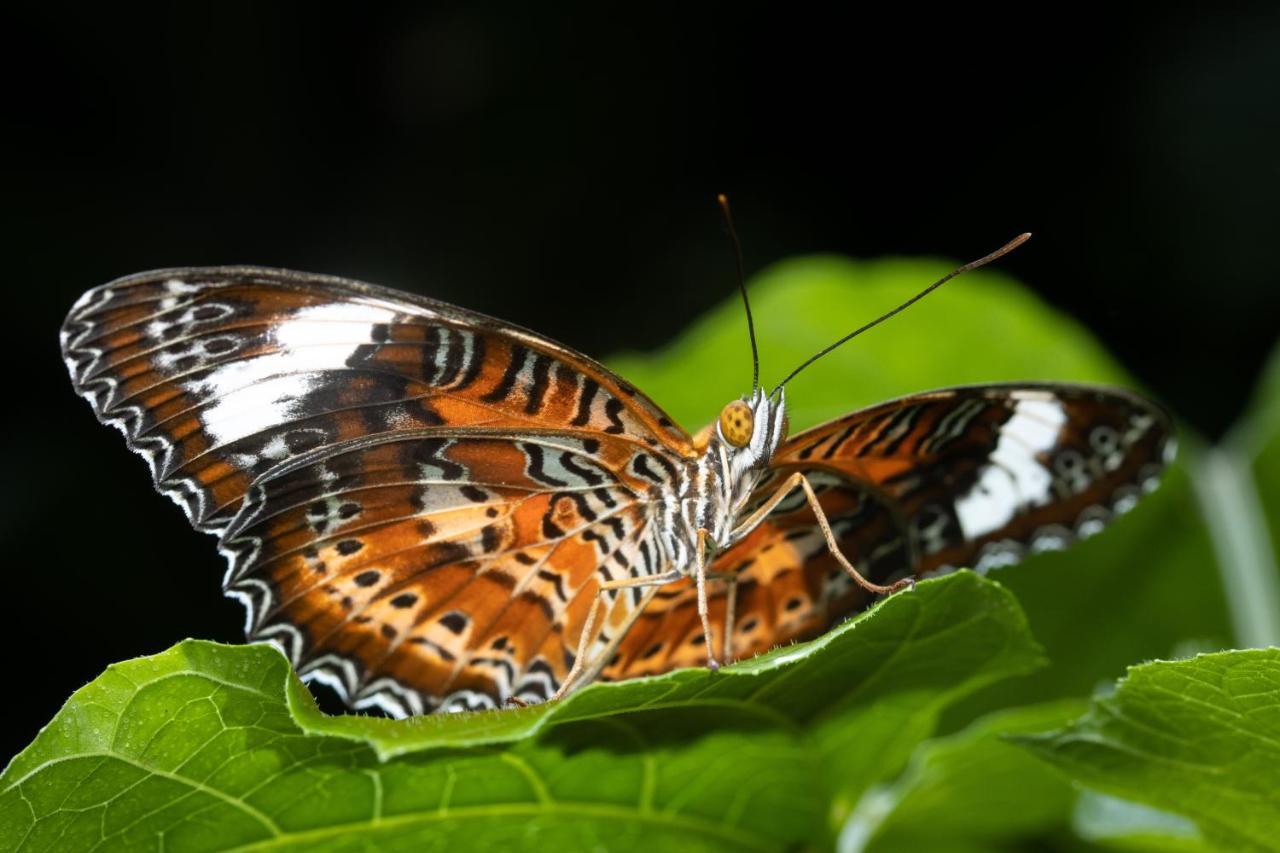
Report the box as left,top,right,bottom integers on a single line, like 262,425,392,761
718,400,755,448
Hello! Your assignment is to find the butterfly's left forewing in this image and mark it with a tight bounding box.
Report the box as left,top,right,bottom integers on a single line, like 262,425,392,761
62,267,691,530
771,384,1173,573
63,267,695,713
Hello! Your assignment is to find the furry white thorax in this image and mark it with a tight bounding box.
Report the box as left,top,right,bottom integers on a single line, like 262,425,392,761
655,388,788,574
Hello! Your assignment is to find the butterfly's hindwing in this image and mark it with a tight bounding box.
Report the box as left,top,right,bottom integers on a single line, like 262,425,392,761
220,428,673,713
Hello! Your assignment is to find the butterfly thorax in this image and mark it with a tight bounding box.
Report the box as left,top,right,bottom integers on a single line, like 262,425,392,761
656,389,789,572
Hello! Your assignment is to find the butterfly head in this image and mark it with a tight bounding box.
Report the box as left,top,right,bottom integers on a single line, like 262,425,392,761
716,388,788,477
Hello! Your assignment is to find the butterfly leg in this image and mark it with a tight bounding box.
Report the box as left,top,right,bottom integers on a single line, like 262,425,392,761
797,474,915,596
694,528,722,670
570,583,665,693
698,570,739,664
730,471,913,596
551,570,680,702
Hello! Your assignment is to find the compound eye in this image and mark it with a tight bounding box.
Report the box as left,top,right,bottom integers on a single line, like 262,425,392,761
718,400,754,448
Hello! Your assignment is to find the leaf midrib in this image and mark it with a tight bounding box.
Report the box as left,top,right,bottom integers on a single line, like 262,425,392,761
217,800,779,852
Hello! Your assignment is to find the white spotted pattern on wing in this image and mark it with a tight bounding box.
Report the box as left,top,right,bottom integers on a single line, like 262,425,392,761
357,677,426,717
190,302,398,448
954,397,1066,540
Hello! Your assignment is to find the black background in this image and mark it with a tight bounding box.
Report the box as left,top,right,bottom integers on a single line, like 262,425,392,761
3,4,1277,760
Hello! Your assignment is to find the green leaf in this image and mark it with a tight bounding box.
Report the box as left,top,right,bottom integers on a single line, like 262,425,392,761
839,700,1084,853
1019,649,1280,853
0,572,1041,851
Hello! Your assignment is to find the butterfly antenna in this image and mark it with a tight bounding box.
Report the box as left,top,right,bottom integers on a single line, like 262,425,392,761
770,232,1032,395
718,193,760,391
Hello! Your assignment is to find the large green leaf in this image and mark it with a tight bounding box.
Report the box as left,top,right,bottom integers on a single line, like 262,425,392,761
1020,649,1280,853
0,572,1041,851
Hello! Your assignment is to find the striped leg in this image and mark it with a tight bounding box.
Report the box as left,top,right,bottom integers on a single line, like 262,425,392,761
729,471,914,597
703,570,739,664
571,584,665,692
694,528,722,670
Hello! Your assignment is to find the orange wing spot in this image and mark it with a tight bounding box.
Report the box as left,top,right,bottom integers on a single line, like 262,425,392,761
541,363,583,421
469,592,558,672
402,561,483,631
381,636,463,700
433,395,510,426
284,586,358,648
442,440,506,482
846,457,916,482
562,536,609,588
143,386,193,421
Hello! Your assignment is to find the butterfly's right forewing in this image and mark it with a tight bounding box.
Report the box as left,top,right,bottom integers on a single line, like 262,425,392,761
607,384,1173,676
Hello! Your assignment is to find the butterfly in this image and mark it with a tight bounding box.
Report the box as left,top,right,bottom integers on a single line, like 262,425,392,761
60,229,1173,716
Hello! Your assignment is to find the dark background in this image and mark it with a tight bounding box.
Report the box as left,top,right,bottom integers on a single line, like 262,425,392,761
3,4,1277,759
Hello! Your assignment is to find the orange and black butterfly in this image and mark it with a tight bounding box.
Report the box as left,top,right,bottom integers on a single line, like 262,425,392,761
60,229,1172,716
